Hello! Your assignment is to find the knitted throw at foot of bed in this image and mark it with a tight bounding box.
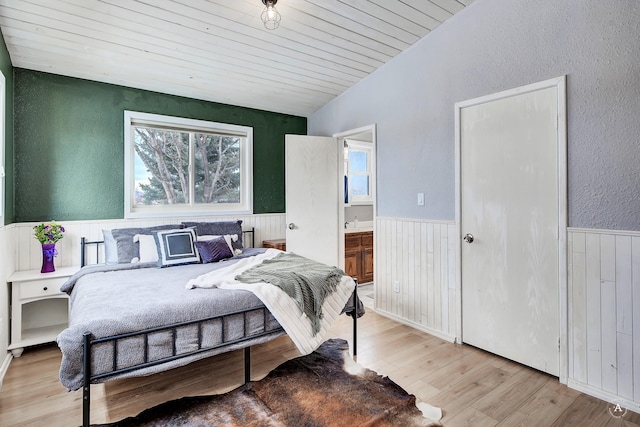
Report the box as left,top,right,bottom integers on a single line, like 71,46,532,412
92,338,442,427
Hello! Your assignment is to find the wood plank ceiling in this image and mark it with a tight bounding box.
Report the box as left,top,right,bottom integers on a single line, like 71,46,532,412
0,0,474,116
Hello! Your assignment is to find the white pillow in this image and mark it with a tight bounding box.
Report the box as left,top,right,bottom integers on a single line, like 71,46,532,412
134,234,159,263
197,234,237,254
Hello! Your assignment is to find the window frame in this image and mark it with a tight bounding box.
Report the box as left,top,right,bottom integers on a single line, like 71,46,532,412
124,110,253,218
345,139,373,205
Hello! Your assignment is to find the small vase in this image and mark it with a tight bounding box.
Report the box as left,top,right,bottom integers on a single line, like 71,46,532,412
41,243,57,273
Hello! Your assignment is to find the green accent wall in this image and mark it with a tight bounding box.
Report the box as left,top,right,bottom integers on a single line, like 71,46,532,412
14,69,306,221
0,34,13,224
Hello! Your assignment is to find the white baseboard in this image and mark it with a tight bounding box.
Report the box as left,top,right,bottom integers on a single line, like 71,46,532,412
372,307,457,343
0,352,12,390
567,379,640,414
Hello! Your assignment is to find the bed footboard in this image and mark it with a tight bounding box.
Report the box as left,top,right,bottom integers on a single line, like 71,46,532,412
82,306,283,427
81,291,361,427
77,237,362,426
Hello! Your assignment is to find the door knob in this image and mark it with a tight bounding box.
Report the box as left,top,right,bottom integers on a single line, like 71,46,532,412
463,233,474,243
288,223,296,230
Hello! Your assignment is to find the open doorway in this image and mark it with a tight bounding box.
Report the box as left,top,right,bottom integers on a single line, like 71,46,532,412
334,125,377,290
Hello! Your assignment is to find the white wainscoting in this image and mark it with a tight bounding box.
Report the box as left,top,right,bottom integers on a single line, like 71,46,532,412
0,224,15,386
375,217,457,342
10,214,286,270
5,217,638,410
374,220,639,411
568,227,640,412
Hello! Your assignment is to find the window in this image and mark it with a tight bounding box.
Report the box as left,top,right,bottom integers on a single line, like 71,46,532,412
124,111,253,218
345,140,372,205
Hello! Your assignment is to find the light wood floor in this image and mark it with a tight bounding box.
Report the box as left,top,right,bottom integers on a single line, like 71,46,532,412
1,308,638,426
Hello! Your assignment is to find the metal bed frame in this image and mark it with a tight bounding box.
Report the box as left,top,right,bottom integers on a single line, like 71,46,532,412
76,228,358,426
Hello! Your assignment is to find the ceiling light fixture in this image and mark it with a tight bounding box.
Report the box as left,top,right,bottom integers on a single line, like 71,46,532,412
261,0,281,30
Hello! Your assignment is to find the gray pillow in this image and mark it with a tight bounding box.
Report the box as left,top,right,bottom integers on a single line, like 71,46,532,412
111,224,181,263
195,236,234,263
181,220,243,250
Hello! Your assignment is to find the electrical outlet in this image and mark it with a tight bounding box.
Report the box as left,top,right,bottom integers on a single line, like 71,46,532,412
393,280,400,293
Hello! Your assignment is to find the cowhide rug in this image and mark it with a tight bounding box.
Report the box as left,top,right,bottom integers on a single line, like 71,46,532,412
94,338,442,426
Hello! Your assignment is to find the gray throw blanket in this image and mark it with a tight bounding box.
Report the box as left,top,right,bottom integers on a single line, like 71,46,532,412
235,252,345,336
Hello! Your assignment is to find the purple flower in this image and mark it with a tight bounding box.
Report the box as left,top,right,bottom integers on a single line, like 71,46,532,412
34,221,64,244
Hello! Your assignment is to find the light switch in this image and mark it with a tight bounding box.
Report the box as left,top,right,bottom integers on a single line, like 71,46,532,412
417,192,424,206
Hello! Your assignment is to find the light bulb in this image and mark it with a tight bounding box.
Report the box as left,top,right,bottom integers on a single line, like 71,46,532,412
261,0,281,30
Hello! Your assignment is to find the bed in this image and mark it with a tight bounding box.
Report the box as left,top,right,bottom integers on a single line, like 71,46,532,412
56,221,362,427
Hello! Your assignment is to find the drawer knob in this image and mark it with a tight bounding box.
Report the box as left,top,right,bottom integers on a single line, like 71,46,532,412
43,287,48,291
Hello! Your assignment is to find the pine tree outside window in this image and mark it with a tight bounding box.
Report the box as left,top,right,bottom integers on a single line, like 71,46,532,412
124,111,252,218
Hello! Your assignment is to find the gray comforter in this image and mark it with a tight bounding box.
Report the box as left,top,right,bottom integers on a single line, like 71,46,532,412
57,249,284,391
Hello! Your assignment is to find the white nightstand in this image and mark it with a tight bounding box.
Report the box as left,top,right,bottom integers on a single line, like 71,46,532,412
7,266,78,357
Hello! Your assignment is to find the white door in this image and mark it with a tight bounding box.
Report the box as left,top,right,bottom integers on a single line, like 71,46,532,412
285,135,340,267
459,81,563,376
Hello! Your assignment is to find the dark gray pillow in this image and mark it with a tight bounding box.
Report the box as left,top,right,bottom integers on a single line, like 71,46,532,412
181,220,243,250
195,236,234,263
111,224,182,263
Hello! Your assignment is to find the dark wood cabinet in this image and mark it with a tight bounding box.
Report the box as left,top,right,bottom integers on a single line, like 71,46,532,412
344,237,360,280
344,231,373,284
262,239,286,251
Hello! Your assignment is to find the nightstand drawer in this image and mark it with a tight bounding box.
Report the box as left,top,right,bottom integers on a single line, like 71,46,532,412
19,278,67,300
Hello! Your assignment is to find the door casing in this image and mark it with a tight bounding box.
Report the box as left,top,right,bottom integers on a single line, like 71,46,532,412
454,76,568,383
